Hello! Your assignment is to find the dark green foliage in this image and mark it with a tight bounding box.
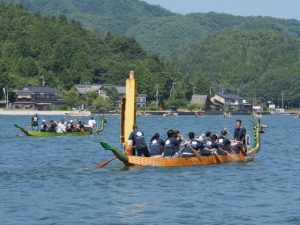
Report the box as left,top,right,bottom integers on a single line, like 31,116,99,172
173,29,300,104
5,0,300,57
2,0,174,34
0,2,179,103
93,96,113,113
163,99,188,110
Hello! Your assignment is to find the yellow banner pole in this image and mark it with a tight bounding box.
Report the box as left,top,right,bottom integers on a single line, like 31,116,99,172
120,71,137,155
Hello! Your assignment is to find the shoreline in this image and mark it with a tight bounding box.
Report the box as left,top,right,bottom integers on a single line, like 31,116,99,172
0,109,91,116
0,109,274,116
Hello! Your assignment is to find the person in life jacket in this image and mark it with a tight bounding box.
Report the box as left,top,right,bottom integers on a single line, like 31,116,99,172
40,119,48,132
182,132,203,157
31,114,39,131
149,133,165,157
218,129,232,152
163,129,182,157
127,125,150,157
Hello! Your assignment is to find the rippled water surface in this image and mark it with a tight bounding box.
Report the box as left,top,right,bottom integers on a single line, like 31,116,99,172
1,114,300,225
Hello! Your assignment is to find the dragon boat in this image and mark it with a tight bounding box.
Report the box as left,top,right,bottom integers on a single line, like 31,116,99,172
98,71,264,167
223,112,232,118
15,116,105,137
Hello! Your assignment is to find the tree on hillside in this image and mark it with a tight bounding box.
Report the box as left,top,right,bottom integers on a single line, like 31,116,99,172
93,96,113,113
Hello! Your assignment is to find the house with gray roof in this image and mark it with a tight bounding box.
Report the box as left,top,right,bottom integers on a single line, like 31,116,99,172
190,95,211,110
211,92,252,112
13,84,64,110
75,84,106,96
137,94,148,107
75,84,125,97
75,84,146,107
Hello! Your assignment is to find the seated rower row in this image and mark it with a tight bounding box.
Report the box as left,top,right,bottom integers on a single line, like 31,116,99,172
39,117,97,133
126,119,247,158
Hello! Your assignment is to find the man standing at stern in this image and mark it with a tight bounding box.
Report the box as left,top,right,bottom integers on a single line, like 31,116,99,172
127,125,150,157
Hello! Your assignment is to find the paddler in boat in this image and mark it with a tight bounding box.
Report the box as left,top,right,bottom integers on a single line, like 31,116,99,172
197,130,211,143
218,129,232,153
173,130,184,153
181,132,203,157
88,116,97,130
56,119,66,133
232,119,247,154
127,125,150,157
48,120,57,132
210,134,227,155
76,121,85,132
162,129,182,157
149,133,165,157
40,119,48,132
69,120,76,132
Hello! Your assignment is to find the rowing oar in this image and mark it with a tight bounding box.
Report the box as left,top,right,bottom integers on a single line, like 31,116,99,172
95,156,117,168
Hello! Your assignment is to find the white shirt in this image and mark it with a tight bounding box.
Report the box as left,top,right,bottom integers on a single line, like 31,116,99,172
56,122,66,133
88,119,96,128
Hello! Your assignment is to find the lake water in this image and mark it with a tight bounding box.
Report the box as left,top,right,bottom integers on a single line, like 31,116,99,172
0,114,300,225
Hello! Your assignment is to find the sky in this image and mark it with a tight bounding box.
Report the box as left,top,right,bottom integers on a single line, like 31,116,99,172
143,0,300,21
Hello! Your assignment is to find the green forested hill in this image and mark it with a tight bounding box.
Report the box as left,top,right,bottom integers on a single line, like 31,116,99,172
4,0,300,57
0,2,180,100
2,0,174,34
173,29,300,105
129,13,300,56
2,0,300,104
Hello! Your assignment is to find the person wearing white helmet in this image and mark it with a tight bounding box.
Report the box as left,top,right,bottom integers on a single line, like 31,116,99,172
40,119,47,132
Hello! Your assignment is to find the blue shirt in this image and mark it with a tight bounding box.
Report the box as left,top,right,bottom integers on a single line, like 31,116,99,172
163,137,181,157
149,138,165,156
183,139,204,153
233,127,246,143
128,130,147,149
218,137,231,149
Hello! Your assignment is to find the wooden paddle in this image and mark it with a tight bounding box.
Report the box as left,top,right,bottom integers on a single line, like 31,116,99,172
95,156,117,168
212,152,221,164
183,136,221,163
192,149,202,162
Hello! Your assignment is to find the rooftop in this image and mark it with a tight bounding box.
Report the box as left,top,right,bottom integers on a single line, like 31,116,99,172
215,92,242,100
15,85,60,94
191,95,208,105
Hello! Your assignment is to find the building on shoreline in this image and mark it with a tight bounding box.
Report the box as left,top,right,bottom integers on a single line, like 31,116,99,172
190,95,211,110
75,84,147,108
13,85,64,110
210,92,252,112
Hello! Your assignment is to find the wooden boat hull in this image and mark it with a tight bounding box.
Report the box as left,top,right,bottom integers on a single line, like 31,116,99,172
126,153,253,167
15,125,92,136
100,142,256,167
15,116,105,137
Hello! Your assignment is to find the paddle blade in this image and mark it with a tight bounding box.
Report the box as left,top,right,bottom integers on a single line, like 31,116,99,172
95,157,116,168
213,153,222,164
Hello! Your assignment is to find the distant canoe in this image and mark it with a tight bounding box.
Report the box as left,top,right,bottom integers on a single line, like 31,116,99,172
294,113,300,119
138,112,151,117
223,112,232,118
15,116,104,137
195,111,205,117
163,110,178,117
